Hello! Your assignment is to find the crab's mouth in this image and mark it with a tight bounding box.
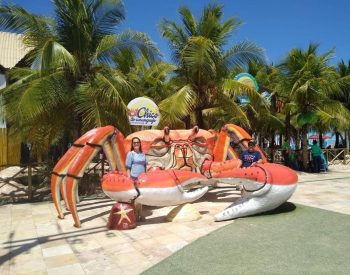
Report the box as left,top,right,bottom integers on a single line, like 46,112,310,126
180,177,217,191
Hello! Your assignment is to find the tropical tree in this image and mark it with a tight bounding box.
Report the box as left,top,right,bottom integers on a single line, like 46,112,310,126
277,44,350,169
159,3,265,129
334,60,350,148
0,0,159,158
243,62,284,148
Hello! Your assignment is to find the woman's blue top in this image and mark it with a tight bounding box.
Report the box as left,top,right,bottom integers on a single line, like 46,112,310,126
125,151,147,179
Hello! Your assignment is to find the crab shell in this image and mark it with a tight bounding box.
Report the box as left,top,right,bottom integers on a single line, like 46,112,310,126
124,128,216,153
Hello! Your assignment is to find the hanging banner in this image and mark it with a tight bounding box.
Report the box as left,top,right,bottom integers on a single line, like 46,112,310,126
127,97,160,126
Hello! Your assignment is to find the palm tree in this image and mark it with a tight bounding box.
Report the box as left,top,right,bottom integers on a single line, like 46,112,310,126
0,0,159,157
159,3,265,129
333,60,350,149
277,44,350,169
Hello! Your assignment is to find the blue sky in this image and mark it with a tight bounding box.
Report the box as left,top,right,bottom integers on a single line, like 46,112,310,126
3,0,350,65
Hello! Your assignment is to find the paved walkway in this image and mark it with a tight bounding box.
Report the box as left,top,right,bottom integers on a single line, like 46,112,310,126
0,166,349,275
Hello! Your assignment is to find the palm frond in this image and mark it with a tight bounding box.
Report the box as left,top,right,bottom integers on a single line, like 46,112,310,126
91,0,125,35
40,40,78,75
223,41,266,70
182,36,220,80
158,85,197,127
114,29,160,64
179,6,197,36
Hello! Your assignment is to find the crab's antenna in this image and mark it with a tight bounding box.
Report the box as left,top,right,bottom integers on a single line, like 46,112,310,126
164,126,170,143
188,125,199,141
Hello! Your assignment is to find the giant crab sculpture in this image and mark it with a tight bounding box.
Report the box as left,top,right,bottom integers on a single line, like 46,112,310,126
51,124,298,227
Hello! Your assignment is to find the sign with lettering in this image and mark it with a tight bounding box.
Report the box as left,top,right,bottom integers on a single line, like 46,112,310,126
127,97,160,126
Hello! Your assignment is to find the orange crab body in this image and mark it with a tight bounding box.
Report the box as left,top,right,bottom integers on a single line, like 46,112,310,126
51,124,297,228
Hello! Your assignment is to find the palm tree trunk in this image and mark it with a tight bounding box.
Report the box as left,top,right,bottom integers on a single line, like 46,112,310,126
319,132,323,148
345,129,349,157
335,131,340,148
184,115,191,129
279,134,283,147
301,125,309,171
284,112,291,149
73,114,83,140
195,109,205,129
295,130,300,150
270,133,275,162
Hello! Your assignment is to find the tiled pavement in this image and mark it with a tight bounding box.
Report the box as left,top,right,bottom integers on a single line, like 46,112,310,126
0,165,349,275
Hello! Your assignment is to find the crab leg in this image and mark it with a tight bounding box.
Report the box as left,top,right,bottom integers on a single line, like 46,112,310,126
51,129,98,218
212,128,232,162
101,130,127,172
225,124,267,162
64,126,116,227
201,124,248,175
112,129,127,172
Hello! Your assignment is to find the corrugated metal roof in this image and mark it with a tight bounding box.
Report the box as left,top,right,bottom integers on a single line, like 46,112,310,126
0,31,30,69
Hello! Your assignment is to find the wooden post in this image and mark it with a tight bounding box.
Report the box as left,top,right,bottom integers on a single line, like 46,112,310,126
101,153,105,176
27,164,33,200
344,130,349,165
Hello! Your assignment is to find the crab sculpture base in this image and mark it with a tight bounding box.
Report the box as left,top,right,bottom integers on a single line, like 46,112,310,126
107,202,136,230
166,203,202,222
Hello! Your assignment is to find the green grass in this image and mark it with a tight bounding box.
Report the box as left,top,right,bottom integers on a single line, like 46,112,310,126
143,203,350,275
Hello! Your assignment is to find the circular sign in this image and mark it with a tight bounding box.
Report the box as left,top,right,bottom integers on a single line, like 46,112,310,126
127,97,160,126
234,73,259,91
234,73,259,105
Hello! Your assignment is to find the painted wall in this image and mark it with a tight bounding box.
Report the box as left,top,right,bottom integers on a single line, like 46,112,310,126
0,72,21,167
0,73,6,128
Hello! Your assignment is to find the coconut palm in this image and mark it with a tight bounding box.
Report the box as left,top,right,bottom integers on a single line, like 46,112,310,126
0,0,159,157
333,60,350,148
159,3,265,129
277,44,350,169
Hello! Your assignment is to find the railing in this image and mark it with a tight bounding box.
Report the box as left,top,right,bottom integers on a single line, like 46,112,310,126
0,158,108,203
262,148,350,165
0,163,42,202
323,148,350,165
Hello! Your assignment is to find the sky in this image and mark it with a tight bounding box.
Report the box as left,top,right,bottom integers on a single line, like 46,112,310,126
2,0,350,65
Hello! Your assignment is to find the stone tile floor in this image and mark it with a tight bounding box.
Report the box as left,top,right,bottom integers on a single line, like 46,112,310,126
0,165,349,275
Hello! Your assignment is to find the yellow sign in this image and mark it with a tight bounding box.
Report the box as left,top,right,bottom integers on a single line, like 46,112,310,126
127,97,160,126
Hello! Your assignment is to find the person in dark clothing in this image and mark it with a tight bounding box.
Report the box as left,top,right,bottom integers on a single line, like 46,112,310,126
311,140,322,173
240,141,263,168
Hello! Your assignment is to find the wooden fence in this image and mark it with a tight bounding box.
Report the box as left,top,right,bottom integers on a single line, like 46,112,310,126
0,158,108,203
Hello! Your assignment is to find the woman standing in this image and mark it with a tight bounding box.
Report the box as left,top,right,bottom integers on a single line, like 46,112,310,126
125,137,147,221
126,137,147,180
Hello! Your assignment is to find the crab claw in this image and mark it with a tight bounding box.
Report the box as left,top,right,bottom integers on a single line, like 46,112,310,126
101,170,208,206
214,163,298,221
